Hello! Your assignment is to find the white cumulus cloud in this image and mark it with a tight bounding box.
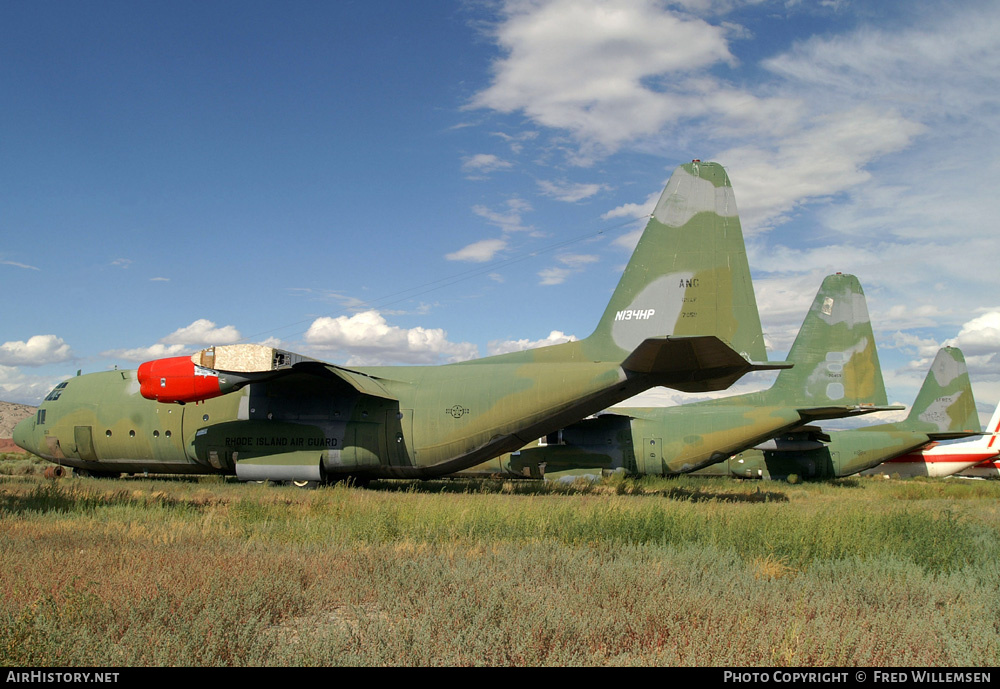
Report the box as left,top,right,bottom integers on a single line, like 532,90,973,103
102,319,242,363
487,330,577,356
304,310,478,365
102,343,191,363
471,0,734,156
941,311,1000,377
161,319,242,346
0,365,67,405
0,335,73,367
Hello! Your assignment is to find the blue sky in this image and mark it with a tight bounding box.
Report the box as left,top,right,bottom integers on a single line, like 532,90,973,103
3,0,1000,424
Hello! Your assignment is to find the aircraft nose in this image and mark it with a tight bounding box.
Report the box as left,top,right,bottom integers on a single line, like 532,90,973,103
12,416,35,454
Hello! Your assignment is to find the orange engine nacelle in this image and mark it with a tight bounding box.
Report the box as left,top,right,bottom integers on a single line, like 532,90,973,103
138,356,229,404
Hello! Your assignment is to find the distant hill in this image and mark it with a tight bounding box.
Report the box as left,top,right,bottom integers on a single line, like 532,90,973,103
0,401,36,451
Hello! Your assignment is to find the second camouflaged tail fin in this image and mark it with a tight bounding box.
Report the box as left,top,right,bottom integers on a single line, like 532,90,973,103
769,273,889,409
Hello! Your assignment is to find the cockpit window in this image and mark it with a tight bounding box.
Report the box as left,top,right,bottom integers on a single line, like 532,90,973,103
36,409,46,425
44,381,69,401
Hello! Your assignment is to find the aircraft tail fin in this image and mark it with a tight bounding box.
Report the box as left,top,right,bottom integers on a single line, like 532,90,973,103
579,161,766,365
770,273,889,408
888,347,981,438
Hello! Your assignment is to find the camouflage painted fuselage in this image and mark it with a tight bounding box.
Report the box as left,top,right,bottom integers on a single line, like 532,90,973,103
468,405,809,479
14,355,645,479
693,430,942,480
15,161,777,482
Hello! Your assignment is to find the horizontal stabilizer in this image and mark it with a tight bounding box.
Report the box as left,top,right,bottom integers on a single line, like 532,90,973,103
796,404,905,422
926,430,984,441
621,336,791,393
754,425,832,450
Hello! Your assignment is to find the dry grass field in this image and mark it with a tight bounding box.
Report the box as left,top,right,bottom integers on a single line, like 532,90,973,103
1,463,998,666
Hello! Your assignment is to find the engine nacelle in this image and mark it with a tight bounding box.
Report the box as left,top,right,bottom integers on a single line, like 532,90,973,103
137,356,242,404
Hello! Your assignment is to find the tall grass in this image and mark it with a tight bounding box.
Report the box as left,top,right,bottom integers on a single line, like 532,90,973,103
1,474,998,666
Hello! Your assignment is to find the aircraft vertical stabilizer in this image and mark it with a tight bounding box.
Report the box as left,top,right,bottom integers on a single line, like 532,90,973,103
769,273,889,409
883,347,980,438
581,161,766,365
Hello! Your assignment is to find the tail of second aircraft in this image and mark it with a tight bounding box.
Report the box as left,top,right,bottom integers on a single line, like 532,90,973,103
765,273,889,409
882,347,981,438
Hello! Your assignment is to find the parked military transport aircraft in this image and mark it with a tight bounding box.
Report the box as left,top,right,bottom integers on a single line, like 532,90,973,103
693,347,981,480
460,272,900,479
860,400,1000,478
14,161,787,483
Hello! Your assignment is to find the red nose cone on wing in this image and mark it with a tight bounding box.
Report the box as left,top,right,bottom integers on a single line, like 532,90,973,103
137,356,223,403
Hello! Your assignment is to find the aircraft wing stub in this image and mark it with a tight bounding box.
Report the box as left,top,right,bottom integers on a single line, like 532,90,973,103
195,344,397,398
317,363,396,400
763,425,833,445
138,344,398,404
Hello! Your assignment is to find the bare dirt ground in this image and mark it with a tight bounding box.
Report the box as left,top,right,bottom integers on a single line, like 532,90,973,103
0,401,36,450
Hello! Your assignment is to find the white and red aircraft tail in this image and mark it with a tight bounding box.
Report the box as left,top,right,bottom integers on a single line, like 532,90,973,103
955,400,1000,478
867,400,1000,478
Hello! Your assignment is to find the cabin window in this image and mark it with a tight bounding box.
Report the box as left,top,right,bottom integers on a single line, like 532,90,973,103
44,382,68,401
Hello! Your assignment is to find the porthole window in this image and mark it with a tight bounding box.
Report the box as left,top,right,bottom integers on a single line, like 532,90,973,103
165,431,172,438
153,431,160,438
106,430,112,437
203,414,209,422
129,430,136,438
